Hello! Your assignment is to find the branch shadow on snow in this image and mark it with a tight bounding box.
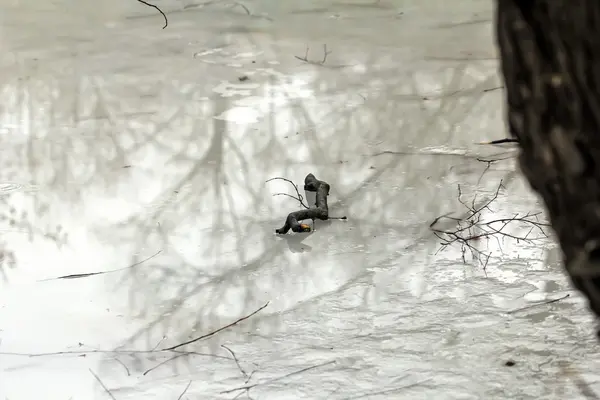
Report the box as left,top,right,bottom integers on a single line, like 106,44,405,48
98,15,538,381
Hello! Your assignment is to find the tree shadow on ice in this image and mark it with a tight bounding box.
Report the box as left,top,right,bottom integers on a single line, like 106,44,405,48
0,10,557,384
110,41,533,368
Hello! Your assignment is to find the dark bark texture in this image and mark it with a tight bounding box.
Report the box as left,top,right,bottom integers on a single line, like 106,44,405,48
496,1,600,319
276,174,331,234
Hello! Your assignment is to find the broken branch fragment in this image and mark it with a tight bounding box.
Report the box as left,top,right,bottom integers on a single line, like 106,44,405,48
266,177,308,208
294,44,332,65
477,138,519,145
272,173,346,234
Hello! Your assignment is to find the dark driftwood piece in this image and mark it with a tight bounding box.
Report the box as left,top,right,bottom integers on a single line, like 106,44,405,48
495,1,600,322
480,138,519,145
276,174,333,234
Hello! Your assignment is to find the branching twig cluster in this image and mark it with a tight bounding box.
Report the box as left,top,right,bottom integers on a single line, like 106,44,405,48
295,44,332,65
266,177,309,209
430,181,551,268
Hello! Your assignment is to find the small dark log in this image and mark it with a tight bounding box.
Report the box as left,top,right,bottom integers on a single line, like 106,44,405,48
276,174,331,234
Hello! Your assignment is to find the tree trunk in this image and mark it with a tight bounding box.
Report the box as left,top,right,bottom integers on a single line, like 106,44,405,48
495,1,600,322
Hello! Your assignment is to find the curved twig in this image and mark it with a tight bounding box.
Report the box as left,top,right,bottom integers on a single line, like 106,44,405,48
275,174,346,234
137,0,168,29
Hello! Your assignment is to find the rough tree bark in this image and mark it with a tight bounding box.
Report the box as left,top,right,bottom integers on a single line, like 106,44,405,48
495,1,600,321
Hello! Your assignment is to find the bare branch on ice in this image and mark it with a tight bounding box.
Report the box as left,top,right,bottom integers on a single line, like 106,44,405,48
269,173,346,234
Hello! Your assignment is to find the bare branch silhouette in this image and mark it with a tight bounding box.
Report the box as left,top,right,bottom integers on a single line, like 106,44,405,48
431,181,550,267
266,177,309,209
507,294,571,314
38,250,161,281
113,357,131,376
143,353,188,376
136,0,168,29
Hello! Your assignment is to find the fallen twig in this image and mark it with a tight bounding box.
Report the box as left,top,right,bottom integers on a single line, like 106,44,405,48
507,294,570,314
90,368,117,400
177,381,192,400
143,353,187,375
151,335,166,351
483,86,504,93
367,149,510,160
222,345,249,378
221,360,336,396
0,348,230,359
270,174,347,234
162,302,270,351
114,357,131,376
228,1,251,14
39,250,161,281
477,137,519,145
137,0,168,29
2,339,254,378
475,156,509,186
245,370,256,384
294,44,332,65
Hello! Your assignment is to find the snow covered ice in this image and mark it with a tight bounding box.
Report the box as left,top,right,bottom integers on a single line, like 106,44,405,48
1,1,600,399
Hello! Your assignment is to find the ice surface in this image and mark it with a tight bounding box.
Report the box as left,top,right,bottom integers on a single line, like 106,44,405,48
1,1,599,399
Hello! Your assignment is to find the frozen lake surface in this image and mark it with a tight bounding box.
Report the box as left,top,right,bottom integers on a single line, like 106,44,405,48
1,1,599,399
